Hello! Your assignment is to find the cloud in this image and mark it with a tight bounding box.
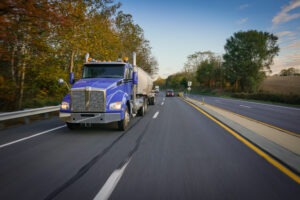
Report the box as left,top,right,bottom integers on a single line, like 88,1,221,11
282,40,300,49
275,31,295,38
272,0,300,26
272,52,300,74
287,53,300,61
275,31,297,44
237,18,248,25
238,4,249,10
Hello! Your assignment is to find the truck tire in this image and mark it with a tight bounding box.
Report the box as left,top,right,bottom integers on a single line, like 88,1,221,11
138,100,147,116
66,122,79,130
118,107,130,131
149,97,155,105
137,105,145,116
148,98,152,105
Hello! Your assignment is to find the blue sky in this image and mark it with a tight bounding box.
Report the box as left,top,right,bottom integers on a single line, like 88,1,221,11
120,0,300,78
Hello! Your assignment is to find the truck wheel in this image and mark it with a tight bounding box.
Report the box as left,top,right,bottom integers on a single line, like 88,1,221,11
148,98,152,105
138,101,147,116
66,122,79,130
118,107,130,131
152,97,155,105
149,97,155,105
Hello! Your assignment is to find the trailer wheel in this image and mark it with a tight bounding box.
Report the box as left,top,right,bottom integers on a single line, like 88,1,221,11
138,99,147,116
118,106,130,131
148,98,151,105
152,97,155,105
149,97,155,105
137,105,144,116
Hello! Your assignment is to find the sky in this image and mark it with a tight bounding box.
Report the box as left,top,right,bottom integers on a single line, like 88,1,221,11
120,0,300,78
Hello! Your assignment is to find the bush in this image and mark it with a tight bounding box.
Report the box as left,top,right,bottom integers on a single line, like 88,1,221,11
23,98,60,109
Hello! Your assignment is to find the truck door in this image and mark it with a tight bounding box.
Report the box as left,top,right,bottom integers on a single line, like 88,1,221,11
124,67,133,98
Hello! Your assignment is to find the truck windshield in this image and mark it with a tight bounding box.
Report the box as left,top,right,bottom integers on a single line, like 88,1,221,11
82,64,125,78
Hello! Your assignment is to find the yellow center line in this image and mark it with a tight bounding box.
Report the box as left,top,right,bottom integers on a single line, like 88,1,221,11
183,99,300,184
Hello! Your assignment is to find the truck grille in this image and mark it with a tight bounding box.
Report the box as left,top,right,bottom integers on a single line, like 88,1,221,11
71,88,106,112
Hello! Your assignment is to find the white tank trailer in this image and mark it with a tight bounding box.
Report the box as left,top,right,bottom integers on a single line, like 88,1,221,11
132,52,155,107
136,67,153,96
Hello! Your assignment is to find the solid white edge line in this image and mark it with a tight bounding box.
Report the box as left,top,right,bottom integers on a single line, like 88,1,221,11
0,125,66,149
153,111,159,119
94,158,131,200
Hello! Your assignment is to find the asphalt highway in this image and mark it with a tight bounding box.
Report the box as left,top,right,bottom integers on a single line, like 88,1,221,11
189,94,300,134
0,94,299,200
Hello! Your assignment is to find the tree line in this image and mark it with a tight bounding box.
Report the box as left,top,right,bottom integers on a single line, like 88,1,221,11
162,30,280,93
0,0,158,111
279,67,300,76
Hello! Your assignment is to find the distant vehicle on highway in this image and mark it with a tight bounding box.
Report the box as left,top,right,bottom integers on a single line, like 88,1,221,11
154,85,160,93
166,89,175,97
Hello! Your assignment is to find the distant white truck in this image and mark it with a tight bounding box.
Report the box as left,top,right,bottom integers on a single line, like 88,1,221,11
155,85,160,93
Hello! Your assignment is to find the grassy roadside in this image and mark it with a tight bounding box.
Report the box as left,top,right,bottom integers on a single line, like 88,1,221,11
179,76,300,106
186,88,300,107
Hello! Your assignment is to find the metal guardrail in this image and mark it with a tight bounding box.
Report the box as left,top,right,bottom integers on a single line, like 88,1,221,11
0,106,60,122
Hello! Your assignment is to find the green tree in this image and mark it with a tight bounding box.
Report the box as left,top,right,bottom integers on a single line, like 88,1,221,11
280,67,296,76
195,56,222,88
153,77,166,90
223,30,279,92
184,51,214,81
183,51,222,88
166,72,187,90
180,77,188,89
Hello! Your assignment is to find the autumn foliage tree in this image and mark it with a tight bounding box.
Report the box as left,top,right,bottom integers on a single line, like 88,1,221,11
0,0,157,111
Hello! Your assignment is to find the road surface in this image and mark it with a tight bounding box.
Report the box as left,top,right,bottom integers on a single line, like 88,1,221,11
0,94,299,200
189,94,300,134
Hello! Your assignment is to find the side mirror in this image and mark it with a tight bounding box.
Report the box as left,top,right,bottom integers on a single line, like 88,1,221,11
58,78,70,90
132,71,138,85
58,78,65,84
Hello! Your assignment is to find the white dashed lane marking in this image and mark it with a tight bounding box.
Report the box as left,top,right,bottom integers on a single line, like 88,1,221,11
153,111,159,119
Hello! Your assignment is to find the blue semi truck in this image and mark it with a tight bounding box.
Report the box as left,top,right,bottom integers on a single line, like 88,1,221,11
59,53,155,130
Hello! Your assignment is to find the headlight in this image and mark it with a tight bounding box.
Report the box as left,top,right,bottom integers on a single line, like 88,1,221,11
109,101,122,110
60,101,70,110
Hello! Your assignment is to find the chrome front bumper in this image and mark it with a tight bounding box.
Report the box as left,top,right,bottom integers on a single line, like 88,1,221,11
59,112,121,124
